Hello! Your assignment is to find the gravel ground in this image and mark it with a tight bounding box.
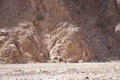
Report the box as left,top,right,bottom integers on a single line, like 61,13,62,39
0,62,120,80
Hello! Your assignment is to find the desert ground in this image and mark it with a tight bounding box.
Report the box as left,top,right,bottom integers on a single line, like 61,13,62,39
0,1,120,80
0,62,120,80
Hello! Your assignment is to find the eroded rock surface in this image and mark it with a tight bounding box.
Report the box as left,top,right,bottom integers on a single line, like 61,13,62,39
0,0,120,63
48,22,94,62
0,0,95,63
0,21,95,63
0,22,49,63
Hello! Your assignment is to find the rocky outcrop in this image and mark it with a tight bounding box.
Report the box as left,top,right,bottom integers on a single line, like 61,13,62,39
0,21,95,63
0,0,95,63
0,22,49,63
0,0,72,28
64,0,120,61
115,24,120,32
97,0,120,59
48,22,94,62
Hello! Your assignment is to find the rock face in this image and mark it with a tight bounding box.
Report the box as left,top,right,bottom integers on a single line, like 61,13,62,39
0,22,49,63
0,0,95,63
64,0,120,61
0,21,94,63
0,0,119,63
115,24,120,32
0,0,71,28
48,22,94,62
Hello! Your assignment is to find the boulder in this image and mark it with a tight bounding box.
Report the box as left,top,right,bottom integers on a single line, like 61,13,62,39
48,22,95,62
0,22,49,63
115,24,120,32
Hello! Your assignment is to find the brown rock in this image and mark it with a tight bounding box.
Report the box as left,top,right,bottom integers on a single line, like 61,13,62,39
0,29,9,36
0,0,98,63
0,36,8,47
49,22,95,62
115,24,120,32
0,22,49,63
0,43,20,63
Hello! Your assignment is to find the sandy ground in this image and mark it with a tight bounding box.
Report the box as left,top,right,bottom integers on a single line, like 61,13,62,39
0,62,120,80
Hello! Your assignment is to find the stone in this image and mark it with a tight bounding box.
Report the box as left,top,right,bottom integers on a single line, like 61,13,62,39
0,43,20,63
115,24,120,32
49,22,95,62
0,21,95,63
0,29,8,36
0,0,97,63
0,22,49,63
0,36,8,46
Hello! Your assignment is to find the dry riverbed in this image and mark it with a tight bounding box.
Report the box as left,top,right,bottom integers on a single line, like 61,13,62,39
0,62,120,80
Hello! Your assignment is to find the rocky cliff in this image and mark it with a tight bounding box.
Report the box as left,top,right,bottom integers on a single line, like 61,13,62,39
64,0,120,61
0,0,119,63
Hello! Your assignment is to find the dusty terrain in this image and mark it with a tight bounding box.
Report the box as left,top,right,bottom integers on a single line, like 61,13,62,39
0,62,120,80
0,1,120,80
